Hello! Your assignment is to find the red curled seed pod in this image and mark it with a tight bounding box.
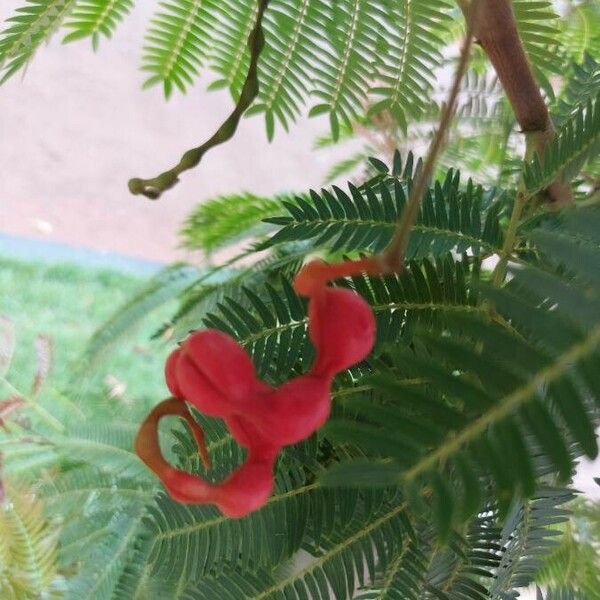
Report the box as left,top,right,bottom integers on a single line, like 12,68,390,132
177,330,261,417
309,287,376,377
213,456,276,518
251,375,332,446
162,454,276,518
183,330,258,402
135,258,377,518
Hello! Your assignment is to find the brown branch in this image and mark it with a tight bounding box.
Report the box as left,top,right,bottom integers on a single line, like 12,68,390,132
470,0,573,206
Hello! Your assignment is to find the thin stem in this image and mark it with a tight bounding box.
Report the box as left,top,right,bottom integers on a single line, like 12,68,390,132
491,188,526,286
128,0,270,200
380,14,476,271
491,128,540,286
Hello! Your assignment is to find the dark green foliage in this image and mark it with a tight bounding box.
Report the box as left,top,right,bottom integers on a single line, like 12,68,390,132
248,0,330,139
524,90,600,195
208,0,258,97
560,0,600,63
0,0,575,142
7,177,600,599
369,0,452,133
536,497,600,598
490,488,574,595
2,1,600,597
261,158,504,259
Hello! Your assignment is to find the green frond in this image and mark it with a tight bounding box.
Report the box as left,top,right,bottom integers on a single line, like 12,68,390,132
490,488,574,596
39,465,152,520
308,0,384,139
0,0,75,83
368,0,452,132
75,263,199,373
180,192,292,254
513,0,564,97
559,1,600,63
312,121,357,149
261,164,504,259
524,90,600,195
62,0,133,49
179,570,277,599
426,489,571,599
0,315,15,378
247,0,326,139
177,493,572,599
112,525,155,600
201,254,482,384
425,517,503,599
145,465,348,587
141,414,394,590
0,483,59,599
208,0,257,97
457,70,504,123
0,435,59,477
57,422,152,479
355,534,432,599
63,508,147,600
40,462,155,599
253,500,409,600
141,0,217,97
144,423,290,584
201,275,310,381
323,152,370,184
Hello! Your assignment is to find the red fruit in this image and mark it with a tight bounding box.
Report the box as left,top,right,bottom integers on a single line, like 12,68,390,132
252,375,331,446
174,330,263,416
164,348,184,398
183,330,257,402
225,413,278,456
160,459,275,519
162,467,213,504
213,456,276,518
140,260,379,519
309,287,375,376
293,259,332,296
160,458,275,518
176,353,232,416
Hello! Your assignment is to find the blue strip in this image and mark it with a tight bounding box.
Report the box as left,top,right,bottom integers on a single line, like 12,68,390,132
0,233,164,277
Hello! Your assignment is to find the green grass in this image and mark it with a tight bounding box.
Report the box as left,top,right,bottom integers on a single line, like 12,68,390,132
0,258,172,423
